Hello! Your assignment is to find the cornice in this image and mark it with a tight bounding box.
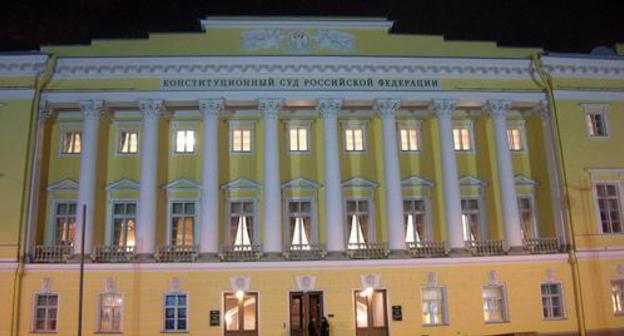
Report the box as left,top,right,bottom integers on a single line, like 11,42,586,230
0,54,49,77
200,17,394,31
542,56,624,79
51,56,536,80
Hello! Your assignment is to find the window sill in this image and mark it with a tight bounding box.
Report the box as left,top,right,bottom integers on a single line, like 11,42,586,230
94,331,123,334
484,320,509,324
422,323,448,327
161,330,189,334
30,331,57,334
543,317,566,321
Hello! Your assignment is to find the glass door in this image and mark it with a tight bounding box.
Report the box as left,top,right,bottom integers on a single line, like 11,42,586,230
224,292,258,336
290,291,324,336
354,289,388,336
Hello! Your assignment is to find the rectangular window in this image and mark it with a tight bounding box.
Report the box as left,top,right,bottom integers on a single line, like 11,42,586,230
55,202,77,245
344,127,365,152
33,293,58,332
611,280,624,314
230,201,255,248
483,285,507,322
399,126,420,152
586,110,608,137
453,127,472,151
164,294,188,331
224,292,257,332
175,130,195,153
98,293,123,332
354,289,387,330
404,199,426,243
232,128,252,153
541,283,564,320
288,127,309,152
287,201,312,248
118,131,139,154
518,196,536,239
112,202,136,247
461,198,481,241
421,287,447,325
61,131,82,154
171,202,195,245
507,128,523,151
596,184,623,233
346,199,370,249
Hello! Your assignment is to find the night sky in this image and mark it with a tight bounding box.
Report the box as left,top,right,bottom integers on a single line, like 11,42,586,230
1,0,622,54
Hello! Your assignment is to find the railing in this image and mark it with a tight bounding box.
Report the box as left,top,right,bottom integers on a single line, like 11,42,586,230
92,245,135,263
346,242,389,259
219,244,263,262
32,245,73,263
154,245,199,262
465,240,506,256
523,237,560,254
283,244,327,260
407,240,449,258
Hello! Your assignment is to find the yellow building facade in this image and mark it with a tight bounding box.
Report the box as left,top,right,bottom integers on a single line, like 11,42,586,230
0,17,623,336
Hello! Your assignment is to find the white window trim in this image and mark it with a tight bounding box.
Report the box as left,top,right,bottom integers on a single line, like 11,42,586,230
57,122,83,157
452,119,475,153
403,196,432,241
228,120,256,155
170,121,199,156
397,119,423,154
105,199,137,246
283,197,319,246
222,290,260,333
225,197,259,246
517,193,539,239
343,196,377,245
31,291,60,333
114,121,141,157
46,199,77,246
96,292,125,333
460,196,487,241
166,199,200,246
540,281,566,321
351,287,390,331
611,278,624,316
482,283,509,323
284,119,313,154
591,180,624,235
162,291,190,333
506,119,528,154
341,120,368,154
582,103,610,139
420,285,449,326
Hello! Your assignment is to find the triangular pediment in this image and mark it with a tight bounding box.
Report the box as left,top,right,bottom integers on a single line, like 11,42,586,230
106,178,139,191
401,175,434,188
281,177,321,189
221,178,261,190
514,174,539,186
459,175,486,187
47,178,79,192
341,176,378,189
163,178,201,190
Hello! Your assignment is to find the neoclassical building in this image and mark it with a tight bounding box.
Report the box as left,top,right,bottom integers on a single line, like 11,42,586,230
1,17,623,336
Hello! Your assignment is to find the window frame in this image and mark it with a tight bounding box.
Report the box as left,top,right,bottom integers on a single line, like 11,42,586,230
583,103,609,139
285,120,313,154
452,120,475,153
341,120,368,153
96,292,124,333
50,200,77,246
166,199,199,246
592,182,624,235
162,292,189,333
517,194,539,240
109,200,137,247
460,196,486,241
397,120,423,153
223,291,259,333
226,198,258,246
482,284,509,323
506,120,527,153
611,279,624,316
57,122,83,157
540,282,566,321
403,196,431,243
32,292,60,333
284,197,318,247
421,285,449,326
113,121,141,156
172,127,197,155
229,120,255,155
344,197,376,248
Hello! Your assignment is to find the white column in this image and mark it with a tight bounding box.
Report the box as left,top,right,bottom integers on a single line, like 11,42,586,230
375,98,406,251
318,98,345,253
74,100,104,255
486,100,523,248
199,99,223,255
432,99,464,250
136,99,163,255
259,98,283,254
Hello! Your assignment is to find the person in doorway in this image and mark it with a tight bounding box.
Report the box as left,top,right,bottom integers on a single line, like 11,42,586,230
320,316,329,336
308,318,317,336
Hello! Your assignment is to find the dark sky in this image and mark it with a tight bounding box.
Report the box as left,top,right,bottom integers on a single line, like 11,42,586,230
1,0,622,53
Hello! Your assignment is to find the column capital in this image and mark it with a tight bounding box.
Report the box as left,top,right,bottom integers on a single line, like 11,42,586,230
79,100,105,120
258,98,283,118
38,101,54,120
430,99,457,118
138,99,165,119
199,98,224,118
317,98,343,118
532,100,551,118
484,100,513,118
374,98,401,119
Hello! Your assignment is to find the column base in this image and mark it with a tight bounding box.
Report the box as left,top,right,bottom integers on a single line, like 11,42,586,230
134,253,157,262
67,254,93,263
261,251,284,261
388,249,409,258
506,246,526,255
197,253,220,262
448,248,471,257
325,250,348,260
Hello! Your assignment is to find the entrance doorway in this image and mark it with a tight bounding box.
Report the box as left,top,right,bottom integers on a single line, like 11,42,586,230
224,292,258,336
289,291,324,336
354,289,388,336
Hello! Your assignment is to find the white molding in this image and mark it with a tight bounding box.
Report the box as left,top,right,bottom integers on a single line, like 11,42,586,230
47,178,79,192
514,174,539,186
554,90,624,101
0,89,36,100
0,54,48,77
401,175,434,189
221,178,261,191
105,178,139,191
577,249,624,260
162,178,201,191
459,175,487,188
281,177,321,190
342,176,378,189
542,56,624,79
201,17,394,31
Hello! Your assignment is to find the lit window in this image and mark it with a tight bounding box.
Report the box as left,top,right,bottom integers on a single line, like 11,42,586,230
611,280,624,314
118,131,138,154
483,285,508,322
224,292,257,332
461,198,481,241
98,293,123,332
346,200,370,249
354,289,387,330
33,293,58,332
518,196,537,239
61,131,82,154
422,287,447,325
170,202,195,246
230,201,255,249
506,128,523,151
345,127,365,152
453,127,472,151
232,128,252,153
541,283,564,320
175,130,195,153
399,126,420,152
164,294,188,331
585,108,608,137
287,201,312,249
55,202,77,245
289,127,309,152
404,199,426,244
112,202,136,247
596,184,623,234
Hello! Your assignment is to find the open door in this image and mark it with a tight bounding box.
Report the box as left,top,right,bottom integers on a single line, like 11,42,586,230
290,291,324,336
354,289,388,336
224,292,258,336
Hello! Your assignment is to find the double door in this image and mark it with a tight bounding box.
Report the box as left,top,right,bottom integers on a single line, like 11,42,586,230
354,289,388,336
224,292,258,336
290,291,324,336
